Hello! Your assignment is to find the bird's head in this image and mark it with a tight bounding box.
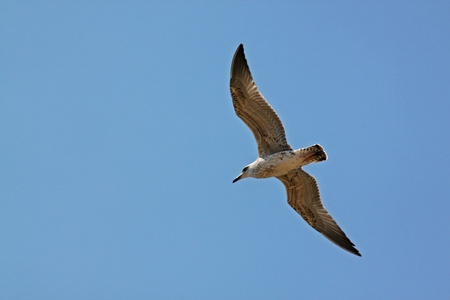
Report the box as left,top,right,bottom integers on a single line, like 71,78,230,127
233,165,251,183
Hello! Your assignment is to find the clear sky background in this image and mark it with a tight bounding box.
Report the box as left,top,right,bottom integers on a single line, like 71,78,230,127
1,1,449,299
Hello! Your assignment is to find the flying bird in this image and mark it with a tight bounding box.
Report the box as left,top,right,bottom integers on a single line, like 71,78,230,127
230,44,361,256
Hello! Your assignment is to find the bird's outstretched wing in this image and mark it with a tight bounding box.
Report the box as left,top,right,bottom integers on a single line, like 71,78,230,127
230,44,291,157
277,169,361,256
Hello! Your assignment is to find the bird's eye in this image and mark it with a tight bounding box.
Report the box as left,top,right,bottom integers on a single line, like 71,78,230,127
242,166,249,172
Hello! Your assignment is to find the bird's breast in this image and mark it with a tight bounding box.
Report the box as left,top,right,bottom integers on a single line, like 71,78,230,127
254,151,299,178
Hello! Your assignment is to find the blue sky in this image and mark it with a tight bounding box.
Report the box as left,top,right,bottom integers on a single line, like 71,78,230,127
1,1,449,299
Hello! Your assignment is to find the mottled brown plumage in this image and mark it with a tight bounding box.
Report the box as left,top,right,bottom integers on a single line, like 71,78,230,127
230,44,360,256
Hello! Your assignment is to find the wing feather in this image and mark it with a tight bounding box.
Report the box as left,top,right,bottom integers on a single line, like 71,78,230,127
277,169,361,256
230,44,291,157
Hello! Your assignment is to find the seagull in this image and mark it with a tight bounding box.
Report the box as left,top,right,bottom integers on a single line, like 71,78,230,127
230,44,361,256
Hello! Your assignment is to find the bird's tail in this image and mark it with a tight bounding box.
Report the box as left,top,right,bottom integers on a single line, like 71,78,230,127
297,144,327,166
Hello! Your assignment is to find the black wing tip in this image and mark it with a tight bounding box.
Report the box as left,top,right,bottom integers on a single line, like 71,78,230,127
337,239,362,257
342,236,362,256
321,231,362,257
235,43,244,52
231,44,248,78
349,247,362,257
331,238,361,257
341,241,362,257
233,44,245,61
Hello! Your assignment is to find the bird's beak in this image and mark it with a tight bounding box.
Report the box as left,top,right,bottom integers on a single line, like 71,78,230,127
232,173,243,183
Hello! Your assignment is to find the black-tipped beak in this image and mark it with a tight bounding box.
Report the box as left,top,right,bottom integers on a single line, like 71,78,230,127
232,173,243,183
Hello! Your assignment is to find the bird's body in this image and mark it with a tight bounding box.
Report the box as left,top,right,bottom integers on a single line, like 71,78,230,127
229,44,361,256
234,145,326,180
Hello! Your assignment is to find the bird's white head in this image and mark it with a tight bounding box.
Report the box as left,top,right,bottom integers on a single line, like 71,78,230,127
232,165,252,183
